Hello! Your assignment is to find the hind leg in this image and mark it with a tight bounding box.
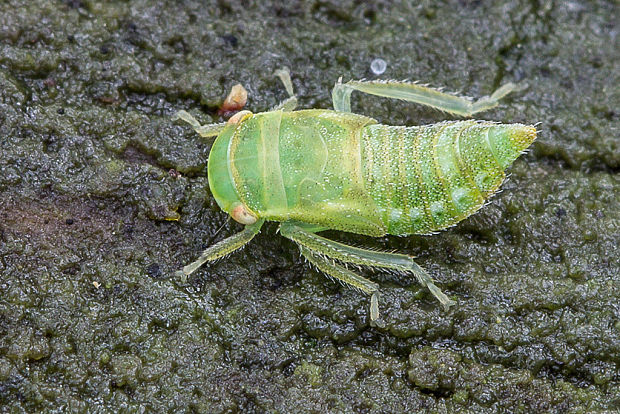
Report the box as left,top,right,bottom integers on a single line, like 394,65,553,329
332,77,519,116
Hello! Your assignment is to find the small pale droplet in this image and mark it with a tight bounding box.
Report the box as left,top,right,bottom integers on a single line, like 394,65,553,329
370,58,387,75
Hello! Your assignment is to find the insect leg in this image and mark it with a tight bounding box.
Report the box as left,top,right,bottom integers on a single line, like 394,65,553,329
173,110,227,138
332,77,520,117
299,245,379,295
176,219,265,281
280,222,455,310
298,245,381,321
331,77,354,112
271,67,298,112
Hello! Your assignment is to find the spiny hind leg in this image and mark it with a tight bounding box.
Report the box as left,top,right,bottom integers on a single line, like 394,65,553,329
280,222,455,310
331,77,519,116
173,110,226,138
298,245,381,322
176,219,264,281
272,67,298,111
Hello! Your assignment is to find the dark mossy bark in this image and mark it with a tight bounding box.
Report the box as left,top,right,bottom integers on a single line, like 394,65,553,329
0,0,618,412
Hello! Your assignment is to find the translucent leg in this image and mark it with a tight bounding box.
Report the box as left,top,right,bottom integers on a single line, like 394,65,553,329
176,219,264,281
173,110,226,138
299,245,381,321
272,67,298,111
280,222,455,310
331,77,519,117
299,246,379,295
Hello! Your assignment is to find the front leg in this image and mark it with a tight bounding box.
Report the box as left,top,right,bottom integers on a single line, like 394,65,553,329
173,110,227,138
176,219,265,281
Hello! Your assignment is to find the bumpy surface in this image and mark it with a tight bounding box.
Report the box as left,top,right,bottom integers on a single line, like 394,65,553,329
0,0,618,412
362,121,536,234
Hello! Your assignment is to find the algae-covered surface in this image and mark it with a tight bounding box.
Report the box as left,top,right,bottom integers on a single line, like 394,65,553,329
1,0,618,412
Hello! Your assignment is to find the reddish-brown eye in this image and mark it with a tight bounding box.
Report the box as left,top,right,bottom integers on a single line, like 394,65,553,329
227,110,252,125
230,202,258,225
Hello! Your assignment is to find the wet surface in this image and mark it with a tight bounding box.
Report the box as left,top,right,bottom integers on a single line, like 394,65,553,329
0,0,618,411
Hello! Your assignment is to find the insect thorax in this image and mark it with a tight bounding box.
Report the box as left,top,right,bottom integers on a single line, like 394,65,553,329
224,109,388,235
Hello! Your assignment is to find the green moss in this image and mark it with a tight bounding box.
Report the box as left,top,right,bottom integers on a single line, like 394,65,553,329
294,361,324,388
0,0,617,412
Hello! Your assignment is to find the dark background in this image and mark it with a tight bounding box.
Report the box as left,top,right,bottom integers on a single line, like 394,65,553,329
0,0,618,412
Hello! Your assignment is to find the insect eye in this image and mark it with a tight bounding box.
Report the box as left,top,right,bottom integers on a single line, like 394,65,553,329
227,110,252,125
230,202,258,225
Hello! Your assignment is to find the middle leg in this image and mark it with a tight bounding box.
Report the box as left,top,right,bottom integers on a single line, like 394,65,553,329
272,67,298,112
298,245,381,322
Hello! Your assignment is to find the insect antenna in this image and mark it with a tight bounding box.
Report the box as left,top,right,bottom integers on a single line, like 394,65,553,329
210,216,232,241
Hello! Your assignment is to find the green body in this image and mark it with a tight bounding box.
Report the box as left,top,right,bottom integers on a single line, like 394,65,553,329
178,70,537,319
208,109,536,236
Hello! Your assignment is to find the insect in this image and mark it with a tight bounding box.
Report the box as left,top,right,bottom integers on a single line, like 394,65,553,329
174,68,536,321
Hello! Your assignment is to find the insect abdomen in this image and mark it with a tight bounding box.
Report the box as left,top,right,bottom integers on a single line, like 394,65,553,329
360,121,537,235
